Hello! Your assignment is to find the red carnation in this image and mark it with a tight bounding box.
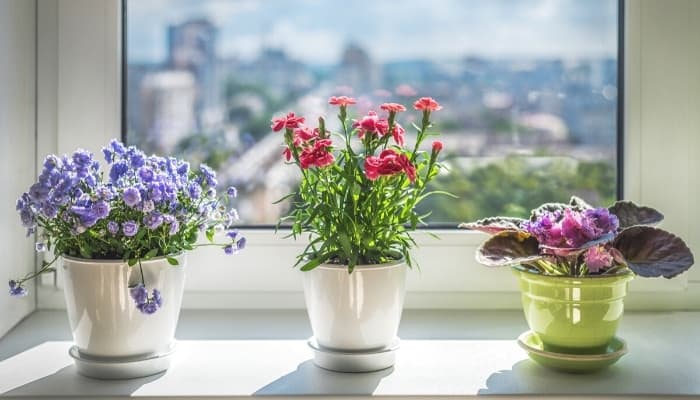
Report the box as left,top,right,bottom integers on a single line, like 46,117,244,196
432,140,443,153
271,112,305,132
380,103,407,113
413,97,442,112
364,149,416,182
294,127,318,142
328,96,357,107
352,111,388,138
391,123,406,146
299,139,334,169
282,147,292,161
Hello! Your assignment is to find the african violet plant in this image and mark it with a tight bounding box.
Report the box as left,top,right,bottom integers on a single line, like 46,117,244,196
11,139,246,313
275,96,447,272
460,197,694,278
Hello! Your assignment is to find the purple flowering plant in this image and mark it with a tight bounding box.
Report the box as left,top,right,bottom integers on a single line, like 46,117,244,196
11,139,246,313
460,197,694,277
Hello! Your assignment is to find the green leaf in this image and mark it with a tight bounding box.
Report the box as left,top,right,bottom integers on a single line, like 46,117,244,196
145,248,158,259
205,228,215,242
272,192,297,205
135,229,146,242
128,258,137,267
300,254,328,271
166,256,179,266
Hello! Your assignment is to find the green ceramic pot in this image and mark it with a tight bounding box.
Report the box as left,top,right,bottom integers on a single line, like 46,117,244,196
512,266,635,354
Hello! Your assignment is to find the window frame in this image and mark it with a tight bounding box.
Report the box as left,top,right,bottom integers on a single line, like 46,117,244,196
35,0,700,310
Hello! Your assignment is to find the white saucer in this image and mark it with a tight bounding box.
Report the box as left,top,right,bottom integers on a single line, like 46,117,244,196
307,337,400,372
69,343,176,379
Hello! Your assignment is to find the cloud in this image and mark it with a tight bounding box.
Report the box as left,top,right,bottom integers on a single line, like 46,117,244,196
127,0,618,64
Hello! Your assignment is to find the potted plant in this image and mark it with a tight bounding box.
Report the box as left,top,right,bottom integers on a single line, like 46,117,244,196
9,139,246,379
274,96,447,371
460,197,694,371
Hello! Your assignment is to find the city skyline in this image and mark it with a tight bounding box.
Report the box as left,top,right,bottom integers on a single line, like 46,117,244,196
128,0,618,65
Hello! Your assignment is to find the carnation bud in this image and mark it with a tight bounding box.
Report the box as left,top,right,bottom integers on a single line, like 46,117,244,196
432,141,444,154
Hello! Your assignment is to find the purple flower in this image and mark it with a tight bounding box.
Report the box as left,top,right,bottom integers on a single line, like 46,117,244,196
128,150,146,168
176,162,189,176
18,208,34,228
139,302,158,314
123,220,139,237
130,284,163,314
8,280,28,297
79,212,98,228
152,289,163,307
35,242,46,252
584,208,619,235
584,246,615,273
237,237,246,250
138,166,154,182
199,164,218,187
43,155,60,171
123,187,141,207
188,183,202,200
224,244,235,255
227,186,237,198
107,221,119,235
226,230,238,240
110,139,126,154
72,149,92,168
141,200,155,213
144,212,164,230
92,200,111,219
41,203,58,218
148,182,164,202
523,211,564,247
109,160,129,182
168,220,180,236
561,209,595,248
130,284,148,305
29,183,49,202
102,147,114,163
98,186,115,201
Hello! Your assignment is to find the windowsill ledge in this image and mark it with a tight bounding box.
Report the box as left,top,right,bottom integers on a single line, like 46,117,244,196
1,310,699,399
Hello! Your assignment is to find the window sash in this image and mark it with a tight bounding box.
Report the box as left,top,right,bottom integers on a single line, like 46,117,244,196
35,0,700,310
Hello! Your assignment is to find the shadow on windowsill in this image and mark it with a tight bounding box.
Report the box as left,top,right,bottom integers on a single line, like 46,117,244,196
253,360,393,396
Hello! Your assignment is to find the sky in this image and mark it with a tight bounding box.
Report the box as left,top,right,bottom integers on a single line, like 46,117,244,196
127,0,618,65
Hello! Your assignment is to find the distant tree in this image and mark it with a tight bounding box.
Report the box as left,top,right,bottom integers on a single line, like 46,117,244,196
417,156,616,223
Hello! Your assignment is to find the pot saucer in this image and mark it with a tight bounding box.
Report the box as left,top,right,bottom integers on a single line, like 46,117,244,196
517,331,627,373
68,342,176,379
307,337,400,373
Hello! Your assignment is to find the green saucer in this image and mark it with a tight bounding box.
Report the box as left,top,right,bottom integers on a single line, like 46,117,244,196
517,331,628,373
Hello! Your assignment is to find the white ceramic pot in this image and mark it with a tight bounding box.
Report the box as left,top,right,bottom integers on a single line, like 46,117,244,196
61,253,186,358
302,259,407,351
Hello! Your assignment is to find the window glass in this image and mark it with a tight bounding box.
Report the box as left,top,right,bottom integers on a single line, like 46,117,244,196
126,0,619,225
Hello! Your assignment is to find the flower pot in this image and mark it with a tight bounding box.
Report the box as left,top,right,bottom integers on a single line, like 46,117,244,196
302,259,407,352
512,266,634,354
61,254,186,363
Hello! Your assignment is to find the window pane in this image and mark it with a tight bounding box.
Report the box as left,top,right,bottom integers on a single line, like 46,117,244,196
126,0,619,225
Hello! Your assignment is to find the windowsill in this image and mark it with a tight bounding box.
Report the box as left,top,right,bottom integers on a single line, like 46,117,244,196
0,310,699,399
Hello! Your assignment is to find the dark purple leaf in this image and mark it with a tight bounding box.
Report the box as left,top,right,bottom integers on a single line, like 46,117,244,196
458,217,526,235
476,230,542,267
539,232,615,257
529,196,592,221
608,201,664,229
613,226,694,279
569,196,594,210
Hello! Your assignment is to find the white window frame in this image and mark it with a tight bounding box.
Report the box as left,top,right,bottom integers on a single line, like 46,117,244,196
36,0,700,310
